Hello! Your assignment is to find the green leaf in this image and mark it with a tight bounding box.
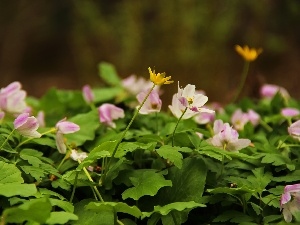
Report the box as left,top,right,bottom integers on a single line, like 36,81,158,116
259,153,294,170
0,161,23,184
122,170,172,200
0,183,37,197
142,201,205,218
86,201,142,218
38,188,66,200
207,186,255,195
213,210,253,223
20,166,46,180
77,141,116,171
249,202,262,215
51,178,71,191
263,215,282,223
156,145,183,169
197,142,232,161
247,167,272,193
98,62,121,86
93,87,123,103
116,142,156,158
49,198,74,212
39,88,85,124
71,199,113,225
67,110,100,146
156,157,207,204
45,212,78,224
2,197,52,224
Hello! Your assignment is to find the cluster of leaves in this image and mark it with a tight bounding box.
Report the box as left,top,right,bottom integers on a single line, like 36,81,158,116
1,62,300,225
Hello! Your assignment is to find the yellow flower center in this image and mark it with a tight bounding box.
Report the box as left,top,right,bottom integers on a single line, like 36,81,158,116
187,97,194,105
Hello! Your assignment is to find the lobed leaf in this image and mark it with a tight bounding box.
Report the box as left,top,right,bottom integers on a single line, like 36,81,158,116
156,145,183,169
86,201,142,218
122,170,172,200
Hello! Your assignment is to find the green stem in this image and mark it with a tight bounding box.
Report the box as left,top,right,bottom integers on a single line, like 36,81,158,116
69,171,79,203
79,159,104,202
56,150,71,171
100,83,156,185
17,128,56,148
172,107,188,147
259,119,273,132
0,129,15,150
232,61,250,103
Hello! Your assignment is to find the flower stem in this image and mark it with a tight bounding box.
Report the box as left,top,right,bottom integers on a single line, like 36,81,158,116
0,129,15,150
56,150,71,171
79,159,104,202
16,128,56,148
259,119,273,132
172,107,188,147
100,84,156,185
232,61,250,103
69,171,79,203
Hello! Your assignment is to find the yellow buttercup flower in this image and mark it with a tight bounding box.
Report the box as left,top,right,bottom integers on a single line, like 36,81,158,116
235,45,263,62
148,67,173,85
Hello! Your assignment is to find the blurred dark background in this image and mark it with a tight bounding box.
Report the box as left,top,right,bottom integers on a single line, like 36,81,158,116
0,0,300,103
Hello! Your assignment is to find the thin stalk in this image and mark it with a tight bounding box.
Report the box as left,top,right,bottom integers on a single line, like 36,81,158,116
69,171,79,203
172,107,188,147
56,150,71,171
100,84,156,185
259,119,273,132
232,61,250,103
79,159,104,202
0,129,15,150
17,128,56,148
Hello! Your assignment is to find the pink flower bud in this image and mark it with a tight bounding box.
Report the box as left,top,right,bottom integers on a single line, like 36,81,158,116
14,113,41,138
260,84,289,99
82,85,95,104
98,104,124,128
0,81,27,115
281,108,300,117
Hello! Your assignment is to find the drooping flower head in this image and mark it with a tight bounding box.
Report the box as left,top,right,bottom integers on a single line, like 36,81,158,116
14,113,41,138
148,67,173,85
235,45,262,62
136,89,162,114
288,120,300,141
280,184,300,222
82,84,95,104
0,81,27,115
208,119,251,152
98,103,125,128
55,118,80,154
260,84,290,100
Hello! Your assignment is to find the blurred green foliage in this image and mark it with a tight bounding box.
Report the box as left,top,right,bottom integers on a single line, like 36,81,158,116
0,0,300,102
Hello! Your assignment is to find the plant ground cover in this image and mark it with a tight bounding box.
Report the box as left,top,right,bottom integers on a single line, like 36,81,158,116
1,48,300,224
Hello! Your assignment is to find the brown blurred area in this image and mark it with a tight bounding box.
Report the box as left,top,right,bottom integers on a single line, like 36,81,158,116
0,1,300,104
